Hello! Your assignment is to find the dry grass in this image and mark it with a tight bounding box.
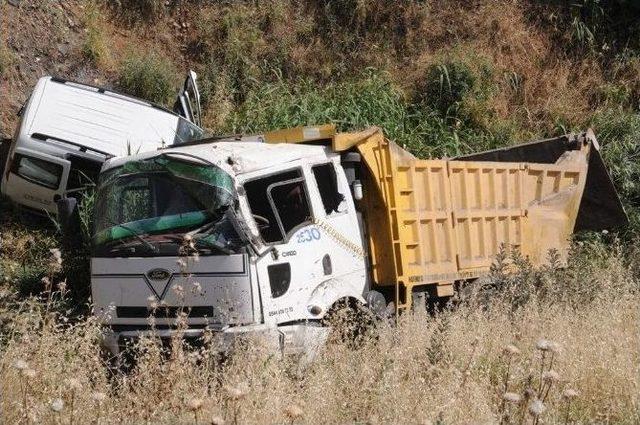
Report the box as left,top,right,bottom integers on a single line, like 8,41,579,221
0,242,638,424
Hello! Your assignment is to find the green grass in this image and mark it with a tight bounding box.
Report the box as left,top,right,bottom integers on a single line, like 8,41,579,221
105,0,165,24
588,108,640,234
225,70,512,158
0,39,14,77
117,51,177,105
81,2,109,66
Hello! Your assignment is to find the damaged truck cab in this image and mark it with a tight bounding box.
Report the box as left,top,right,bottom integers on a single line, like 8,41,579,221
78,125,626,355
90,130,368,354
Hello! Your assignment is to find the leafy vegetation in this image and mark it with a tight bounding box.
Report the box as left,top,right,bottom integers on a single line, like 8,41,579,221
117,51,177,105
0,38,14,77
81,2,109,67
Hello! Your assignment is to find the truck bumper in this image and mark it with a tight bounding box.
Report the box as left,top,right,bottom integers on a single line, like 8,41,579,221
101,323,329,357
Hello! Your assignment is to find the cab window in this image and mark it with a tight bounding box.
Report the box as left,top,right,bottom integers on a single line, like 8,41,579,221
244,169,312,243
312,163,345,215
12,154,62,189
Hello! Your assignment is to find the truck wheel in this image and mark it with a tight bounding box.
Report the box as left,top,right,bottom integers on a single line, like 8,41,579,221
323,299,376,347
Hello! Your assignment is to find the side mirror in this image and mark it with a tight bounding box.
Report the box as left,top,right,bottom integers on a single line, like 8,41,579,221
352,180,363,201
57,197,83,251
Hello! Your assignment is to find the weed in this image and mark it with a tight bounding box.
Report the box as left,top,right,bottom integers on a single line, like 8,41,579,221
117,51,177,105
107,0,165,24
81,2,109,67
0,243,637,423
0,38,14,77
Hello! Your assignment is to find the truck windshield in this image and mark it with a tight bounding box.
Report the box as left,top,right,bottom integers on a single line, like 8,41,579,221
93,156,241,257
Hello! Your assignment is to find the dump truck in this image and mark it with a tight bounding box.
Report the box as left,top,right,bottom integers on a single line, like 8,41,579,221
57,126,626,355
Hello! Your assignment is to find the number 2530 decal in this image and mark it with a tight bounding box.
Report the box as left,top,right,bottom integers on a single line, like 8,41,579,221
296,228,321,243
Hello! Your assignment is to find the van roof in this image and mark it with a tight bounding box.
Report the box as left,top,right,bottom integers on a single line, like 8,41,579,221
22,77,187,157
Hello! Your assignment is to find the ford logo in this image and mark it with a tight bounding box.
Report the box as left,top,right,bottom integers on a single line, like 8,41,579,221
146,268,171,281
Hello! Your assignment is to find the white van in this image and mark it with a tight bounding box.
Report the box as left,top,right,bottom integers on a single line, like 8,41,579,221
1,72,203,215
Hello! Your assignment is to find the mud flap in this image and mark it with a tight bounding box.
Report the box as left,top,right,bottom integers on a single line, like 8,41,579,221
456,130,627,231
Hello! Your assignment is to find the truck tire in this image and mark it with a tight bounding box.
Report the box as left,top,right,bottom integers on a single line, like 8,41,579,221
324,298,376,347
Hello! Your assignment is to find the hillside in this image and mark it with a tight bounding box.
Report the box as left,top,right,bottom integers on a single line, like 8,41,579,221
0,1,639,424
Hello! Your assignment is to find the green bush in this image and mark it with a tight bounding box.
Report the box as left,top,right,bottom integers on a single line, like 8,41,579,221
0,39,14,77
589,108,640,235
225,70,510,158
108,0,165,24
117,52,177,104
81,3,108,66
418,61,477,115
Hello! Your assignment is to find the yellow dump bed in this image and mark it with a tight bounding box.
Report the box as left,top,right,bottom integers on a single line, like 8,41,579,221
354,129,593,309
264,124,625,310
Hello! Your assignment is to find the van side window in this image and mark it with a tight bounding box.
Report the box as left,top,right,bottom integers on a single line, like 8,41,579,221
312,163,345,215
244,169,312,243
12,154,62,189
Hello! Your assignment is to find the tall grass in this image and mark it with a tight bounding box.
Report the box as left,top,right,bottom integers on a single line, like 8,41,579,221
81,2,109,67
224,71,511,158
0,241,637,424
117,51,177,105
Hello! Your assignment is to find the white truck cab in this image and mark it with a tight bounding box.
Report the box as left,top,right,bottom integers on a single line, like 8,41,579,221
89,132,369,355
1,72,203,215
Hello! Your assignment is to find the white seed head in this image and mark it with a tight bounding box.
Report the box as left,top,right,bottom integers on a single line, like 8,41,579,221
224,383,248,401
284,404,303,419
503,344,521,356
57,280,67,292
51,398,64,412
542,370,560,383
536,339,551,351
210,415,226,425
13,359,28,370
22,368,37,379
528,399,545,416
192,281,202,293
563,388,579,399
50,248,62,262
186,398,203,411
65,377,82,391
503,392,521,403
91,391,107,403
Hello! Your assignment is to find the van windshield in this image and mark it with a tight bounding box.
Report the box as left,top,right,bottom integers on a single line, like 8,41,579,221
93,156,241,257
174,117,205,144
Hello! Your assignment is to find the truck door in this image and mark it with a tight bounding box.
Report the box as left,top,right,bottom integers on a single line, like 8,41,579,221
244,164,367,325
3,147,70,213
173,70,202,127
243,168,325,324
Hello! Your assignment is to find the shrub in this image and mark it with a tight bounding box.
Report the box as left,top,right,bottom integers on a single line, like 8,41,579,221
81,2,109,66
417,61,477,115
588,108,640,235
226,70,510,158
0,39,14,77
117,51,177,104
108,0,165,24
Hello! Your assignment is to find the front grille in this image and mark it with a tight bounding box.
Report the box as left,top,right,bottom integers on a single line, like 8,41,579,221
116,306,214,318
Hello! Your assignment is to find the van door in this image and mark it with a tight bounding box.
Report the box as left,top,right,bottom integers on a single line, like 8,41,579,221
3,147,70,214
173,70,202,127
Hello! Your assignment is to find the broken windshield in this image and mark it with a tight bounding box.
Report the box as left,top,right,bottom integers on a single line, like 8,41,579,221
93,156,241,256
